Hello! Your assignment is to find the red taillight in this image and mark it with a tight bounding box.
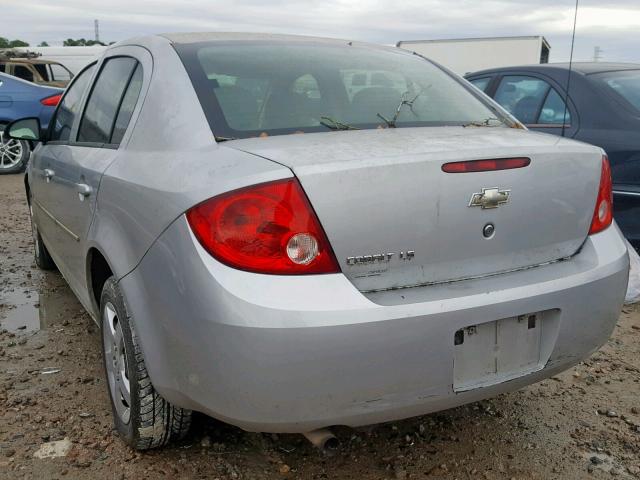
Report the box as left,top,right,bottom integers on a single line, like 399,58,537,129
442,157,531,173
40,94,62,107
186,178,340,275
589,155,613,235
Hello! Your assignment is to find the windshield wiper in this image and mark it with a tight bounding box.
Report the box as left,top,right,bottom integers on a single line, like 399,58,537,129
377,90,422,128
462,117,505,128
319,116,358,131
214,135,238,142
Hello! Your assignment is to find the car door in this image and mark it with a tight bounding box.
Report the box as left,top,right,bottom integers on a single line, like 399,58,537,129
491,73,579,138
31,61,97,276
32,47,150,305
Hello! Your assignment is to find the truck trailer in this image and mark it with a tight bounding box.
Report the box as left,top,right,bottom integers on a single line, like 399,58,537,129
397,36,550,76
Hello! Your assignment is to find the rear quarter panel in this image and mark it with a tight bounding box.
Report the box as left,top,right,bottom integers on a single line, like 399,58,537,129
88,37,292,283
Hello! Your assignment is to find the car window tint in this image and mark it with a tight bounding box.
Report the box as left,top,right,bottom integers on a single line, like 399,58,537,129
469,77,491,92
13,65,34,83
341,69,408,101
206,73,270,131
292,73,321,99
34,64,49,81
78,57,138,144
183,44,499,139
110,64,143,145
50,63,73,82
539,88,571,125
51,63,96,142
591,70,640,113
494,76,550,124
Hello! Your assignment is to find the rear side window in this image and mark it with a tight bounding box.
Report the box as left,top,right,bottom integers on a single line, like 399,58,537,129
494,75,569,125
50,63,73,82
34,64,50,81
110,64,143,145
78,57,138,144
51,63,96,141
13,65,34,83
469,77,491,92
495,76,548,123
538,88,571,125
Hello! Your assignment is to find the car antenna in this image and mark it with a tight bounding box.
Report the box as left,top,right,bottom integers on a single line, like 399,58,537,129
562,0,579,138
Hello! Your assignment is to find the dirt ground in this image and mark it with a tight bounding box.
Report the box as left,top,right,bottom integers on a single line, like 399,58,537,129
1,172,639,480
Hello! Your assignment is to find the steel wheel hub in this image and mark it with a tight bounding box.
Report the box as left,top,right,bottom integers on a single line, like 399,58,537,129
0,130,23,170
103,302,131,424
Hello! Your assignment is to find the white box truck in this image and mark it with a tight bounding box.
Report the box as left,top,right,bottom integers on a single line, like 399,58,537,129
396,36,550,76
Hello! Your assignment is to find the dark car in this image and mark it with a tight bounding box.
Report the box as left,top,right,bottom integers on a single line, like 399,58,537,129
466,63,640,248
0,72,62,173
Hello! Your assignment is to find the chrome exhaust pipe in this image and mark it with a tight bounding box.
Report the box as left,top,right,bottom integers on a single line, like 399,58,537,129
302,428,339,451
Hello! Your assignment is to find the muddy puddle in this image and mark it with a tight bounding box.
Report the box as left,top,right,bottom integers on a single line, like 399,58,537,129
0,277,80,334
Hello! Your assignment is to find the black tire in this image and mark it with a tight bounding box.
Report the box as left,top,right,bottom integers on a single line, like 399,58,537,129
28,200,56,270
100,277,192,450
0,124,30,174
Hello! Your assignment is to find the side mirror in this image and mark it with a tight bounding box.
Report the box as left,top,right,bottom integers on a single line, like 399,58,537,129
4,117,43,142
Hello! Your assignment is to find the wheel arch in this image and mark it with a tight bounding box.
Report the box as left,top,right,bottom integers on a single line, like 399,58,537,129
86,246,116,317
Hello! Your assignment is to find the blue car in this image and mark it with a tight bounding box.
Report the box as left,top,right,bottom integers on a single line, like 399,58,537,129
466,63,640,249
0,72,62,174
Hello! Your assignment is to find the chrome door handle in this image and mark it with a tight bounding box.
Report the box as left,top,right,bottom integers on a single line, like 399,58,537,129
44,168,55,180
76,183,93,197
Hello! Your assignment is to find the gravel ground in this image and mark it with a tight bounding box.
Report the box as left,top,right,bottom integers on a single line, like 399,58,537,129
1,172,640,480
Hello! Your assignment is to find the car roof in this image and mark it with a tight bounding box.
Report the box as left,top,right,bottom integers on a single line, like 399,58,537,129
0,58,62,65
113,32,411,59
161,32,348,44
468,62,640,77
158,32,383,48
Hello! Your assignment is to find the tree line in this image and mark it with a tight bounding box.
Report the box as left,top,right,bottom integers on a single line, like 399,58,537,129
0,37,30,48
1,37,113,48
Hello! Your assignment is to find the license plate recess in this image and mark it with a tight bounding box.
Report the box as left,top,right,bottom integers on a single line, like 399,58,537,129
453,311,556,392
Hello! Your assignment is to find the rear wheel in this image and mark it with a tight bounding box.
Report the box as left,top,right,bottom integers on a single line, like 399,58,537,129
100,277,192,449
0,126,30,174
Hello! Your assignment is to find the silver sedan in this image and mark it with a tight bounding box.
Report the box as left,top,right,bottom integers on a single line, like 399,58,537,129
5,33,628,450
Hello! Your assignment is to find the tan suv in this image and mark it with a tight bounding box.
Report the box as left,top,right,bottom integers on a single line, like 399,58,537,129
0,55,74,88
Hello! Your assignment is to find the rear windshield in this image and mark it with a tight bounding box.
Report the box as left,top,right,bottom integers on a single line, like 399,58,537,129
176,42,503,139
591,70,640,114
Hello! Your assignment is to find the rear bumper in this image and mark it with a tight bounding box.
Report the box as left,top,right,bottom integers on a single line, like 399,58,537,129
120,218,629,433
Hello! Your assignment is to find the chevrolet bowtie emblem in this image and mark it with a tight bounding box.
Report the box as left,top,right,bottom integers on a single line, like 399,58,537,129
469,187,511,209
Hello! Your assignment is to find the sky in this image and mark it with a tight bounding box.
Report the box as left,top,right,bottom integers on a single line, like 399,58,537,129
2,0,639,63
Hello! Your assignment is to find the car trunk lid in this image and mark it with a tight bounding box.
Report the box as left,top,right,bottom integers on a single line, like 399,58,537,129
226,127,601,291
